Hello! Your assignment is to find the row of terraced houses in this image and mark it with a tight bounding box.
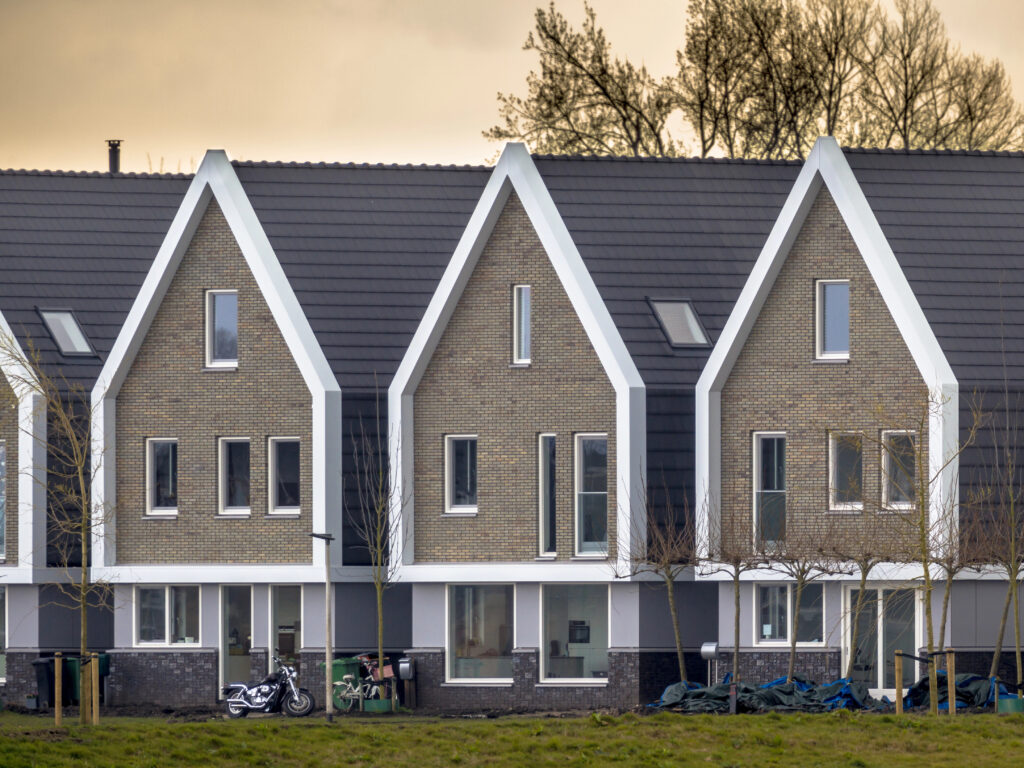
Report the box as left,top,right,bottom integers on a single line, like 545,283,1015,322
0,137,1019,710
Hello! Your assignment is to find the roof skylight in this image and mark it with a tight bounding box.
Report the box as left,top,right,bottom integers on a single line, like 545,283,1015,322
650,300,709,347
39,310,93,356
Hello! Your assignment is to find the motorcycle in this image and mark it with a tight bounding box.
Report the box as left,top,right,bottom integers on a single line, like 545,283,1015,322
222,655,315,718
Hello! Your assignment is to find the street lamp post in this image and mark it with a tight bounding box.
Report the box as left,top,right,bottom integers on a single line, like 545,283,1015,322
310,532,335,722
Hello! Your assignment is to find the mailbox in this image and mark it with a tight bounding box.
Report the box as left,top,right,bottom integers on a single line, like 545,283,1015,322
700,642,719,661
398,656,416,681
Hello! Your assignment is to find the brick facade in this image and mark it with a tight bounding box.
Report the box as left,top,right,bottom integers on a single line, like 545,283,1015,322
106,648,219,706
716,649,842,685
115,201,313,564
413,193,617,562
720,188,928,553
0,377,16,567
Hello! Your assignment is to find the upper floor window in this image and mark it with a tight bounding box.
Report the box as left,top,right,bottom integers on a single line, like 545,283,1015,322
575,434,608,555
539,434,556,555
883,430,916,509
829,433,863,511
146,438,178,516
755,432,786,550
445,435,477,514
206,290,238,368
816,280,849,359
269,438,300,514
218,437,251,515
649,299,709,347
39,309,94,356
513,285,531,364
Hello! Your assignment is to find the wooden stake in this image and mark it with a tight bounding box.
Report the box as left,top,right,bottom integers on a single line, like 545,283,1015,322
91,653,100,725
54,653,62,727
895,651,904,715
947,649,956,717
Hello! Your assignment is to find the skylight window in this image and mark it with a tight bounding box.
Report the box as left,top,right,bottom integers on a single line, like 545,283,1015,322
39,310,93,356
650,300,709,347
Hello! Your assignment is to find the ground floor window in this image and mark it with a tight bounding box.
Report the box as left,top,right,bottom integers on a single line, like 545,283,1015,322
848,587,917,691
272,585,302,670
448,585,514,681
136,586,199,645
222,585,252,685
542,584,608,680
755,583,824,644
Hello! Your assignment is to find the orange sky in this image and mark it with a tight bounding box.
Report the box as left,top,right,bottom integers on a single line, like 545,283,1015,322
2,0,1022,172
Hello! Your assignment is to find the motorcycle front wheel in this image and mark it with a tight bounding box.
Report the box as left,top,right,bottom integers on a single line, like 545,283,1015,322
283,689,315,717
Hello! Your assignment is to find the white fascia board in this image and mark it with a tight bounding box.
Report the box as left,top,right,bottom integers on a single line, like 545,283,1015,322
93,564,346,585
395,561,618,583
694,137,958,552
696,562,928,583
388,143,645,572
89,150,341,572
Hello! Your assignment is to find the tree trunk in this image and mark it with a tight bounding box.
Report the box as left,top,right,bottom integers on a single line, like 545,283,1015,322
846,567,870,679
788,578,803,683
79,563,90,724
732,572,741,683
1014,570,1022,699
938,573,953,653
923,574,939,715
376,577,385,678
989,577,1013,679
664,576,687,683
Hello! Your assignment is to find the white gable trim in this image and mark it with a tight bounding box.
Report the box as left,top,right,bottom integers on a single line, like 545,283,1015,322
695,136,958,558
90,150,342,573
388,143,646,577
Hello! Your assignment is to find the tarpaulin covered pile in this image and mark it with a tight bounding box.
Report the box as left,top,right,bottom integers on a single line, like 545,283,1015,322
652,675,879,713
903,672,1011,710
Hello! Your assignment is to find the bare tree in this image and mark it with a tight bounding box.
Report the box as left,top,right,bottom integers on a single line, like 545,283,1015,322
0,334,108,725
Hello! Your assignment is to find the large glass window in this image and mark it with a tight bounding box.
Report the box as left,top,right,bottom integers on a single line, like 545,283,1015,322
206,290,238,366
830,433,863,510
147,439,178,514
539,435,556,555
795,584,825,643
270,438,300,512
222,585,252,684
817,280,849,358
883,431,916,508
137,586,198,645
219,438,251,514
448,585,514,681
756,583,824,644
543,585,608,680
514,285,531,363
755,434,786,549
446,436,477,513
576,435,608,555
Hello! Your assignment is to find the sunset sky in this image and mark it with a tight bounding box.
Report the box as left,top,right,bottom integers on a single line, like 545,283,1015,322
2,0,1023,172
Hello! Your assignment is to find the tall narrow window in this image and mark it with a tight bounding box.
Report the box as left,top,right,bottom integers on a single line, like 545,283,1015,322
138,587,166,643
830,433,863,510
446,436,477,513
219,438,251,514
206,290,238,367
169,586,200,644
755,433,786,549
883,431,916,509
270,438,300,513
539,434,556,555
757,584,788,642
576,434,608,555
796,584,825,643
513,285,531,364
147,439,178,515
816,280,850,359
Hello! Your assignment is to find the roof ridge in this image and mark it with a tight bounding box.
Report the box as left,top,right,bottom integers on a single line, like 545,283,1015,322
233,159,489,171
0,168,193,179
531,153,802,165
842,145,1024,158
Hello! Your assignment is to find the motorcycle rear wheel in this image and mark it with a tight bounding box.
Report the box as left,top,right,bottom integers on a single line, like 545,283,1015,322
283,689,315,717
226,701,249,719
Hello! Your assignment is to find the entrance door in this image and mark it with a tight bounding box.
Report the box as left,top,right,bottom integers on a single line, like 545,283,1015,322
222,585,252,685
847,587,917,694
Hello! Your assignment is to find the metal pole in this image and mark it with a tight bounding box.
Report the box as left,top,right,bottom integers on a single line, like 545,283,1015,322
324,539,333,723
895,651,903,715
54,653,62,727
948,650,956,717
91,653,100,725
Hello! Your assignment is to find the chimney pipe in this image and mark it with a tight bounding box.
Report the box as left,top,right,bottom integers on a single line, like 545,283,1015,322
107,140,122,173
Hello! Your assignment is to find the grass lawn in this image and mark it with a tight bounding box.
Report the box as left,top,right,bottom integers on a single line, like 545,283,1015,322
0,710,1022,768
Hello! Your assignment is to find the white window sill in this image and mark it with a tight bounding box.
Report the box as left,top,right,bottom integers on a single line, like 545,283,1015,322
145,510,179,518
132,643,203,650
441,681,513,688
217,511,251,518
753,641,827,649
268,509,301,517
535,554,557,561
444,508,478,517
572,553,608,560
827,505,862,515
204,361,238,370
813,357,849,364
509,361,531,368
536,679,609,687
881,505,915,514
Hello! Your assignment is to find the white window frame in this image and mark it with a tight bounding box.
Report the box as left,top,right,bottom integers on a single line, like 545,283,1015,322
444,583,516,684
513,284,531,365
752,431,786,548
539,583,610,685
574,433,609,558
133,585,202,647
145,438,179,517
268,437,301,516
841,583,922,696
881,430,917,511
538,433,557,557
205,289,239,369
218,437,252,516
828,432,863,512
815,279,850,360
444,435,478,515
752,583,826,648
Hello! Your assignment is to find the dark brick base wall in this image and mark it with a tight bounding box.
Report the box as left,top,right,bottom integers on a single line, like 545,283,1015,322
106,649,218,707
716,649,841,685
948,650,1024,682
4,651,41,707
406,648,639,712
639,652,709,704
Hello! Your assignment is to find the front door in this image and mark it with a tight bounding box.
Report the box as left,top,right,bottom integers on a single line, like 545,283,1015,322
847,587,918,695
222,585,252,686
